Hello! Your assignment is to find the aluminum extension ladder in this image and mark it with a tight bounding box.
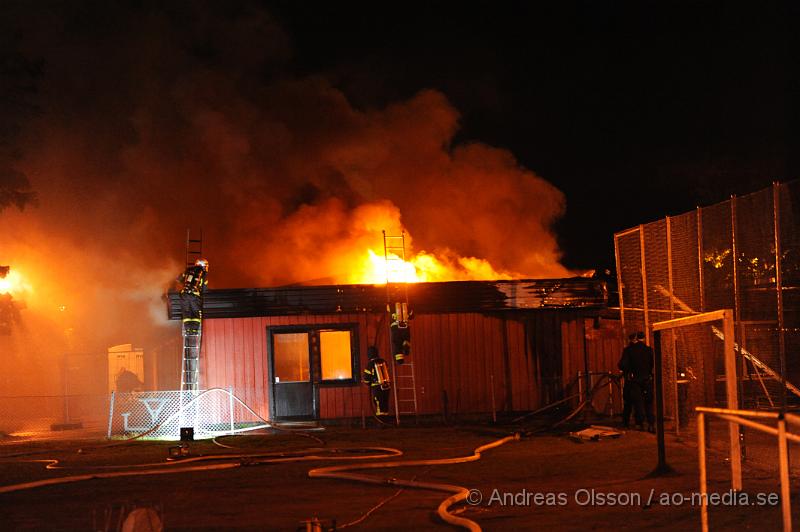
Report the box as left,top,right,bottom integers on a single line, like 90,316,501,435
180,324,201,393
181,228,203,395
382,231,408,282
382,230,418,423
185,228,203,268
394,361,419,420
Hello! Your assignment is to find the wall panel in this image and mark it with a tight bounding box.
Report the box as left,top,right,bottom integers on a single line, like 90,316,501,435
202,311,622,420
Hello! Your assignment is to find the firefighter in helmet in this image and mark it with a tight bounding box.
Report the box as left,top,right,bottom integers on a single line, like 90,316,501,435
178,258,209,335
389,302,412,365
362,346,391,416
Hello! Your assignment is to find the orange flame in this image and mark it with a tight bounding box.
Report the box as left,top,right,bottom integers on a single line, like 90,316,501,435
346,246,516,284
0,269,32,298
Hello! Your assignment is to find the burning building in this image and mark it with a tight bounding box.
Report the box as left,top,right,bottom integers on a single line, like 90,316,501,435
166,277,621,422
3,2,622,434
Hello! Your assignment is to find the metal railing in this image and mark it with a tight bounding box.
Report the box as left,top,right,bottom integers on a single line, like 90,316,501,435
696,406,798,532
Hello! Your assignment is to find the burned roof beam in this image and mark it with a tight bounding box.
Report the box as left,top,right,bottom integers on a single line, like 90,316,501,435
167,278,608,320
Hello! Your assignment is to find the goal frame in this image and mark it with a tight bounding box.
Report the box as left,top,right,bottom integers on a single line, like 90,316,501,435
651,309,741,489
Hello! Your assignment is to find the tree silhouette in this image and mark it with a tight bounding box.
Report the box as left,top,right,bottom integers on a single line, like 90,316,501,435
0,35,39,212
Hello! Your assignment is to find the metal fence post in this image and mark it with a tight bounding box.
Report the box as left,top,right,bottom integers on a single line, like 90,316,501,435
773,182,787,413
697,411,708,532
651,329,672,474
722,310,742,491
666,215,679,433
614,233,626,338
229,386,235,435
697,206,705,312
777,417,792,531
639,226,650,344
730,195,746,458
107,391,116,439
731,196,741,327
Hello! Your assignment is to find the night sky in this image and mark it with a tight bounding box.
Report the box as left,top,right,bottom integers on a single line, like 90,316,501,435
1,1,796,276
271,1,796,269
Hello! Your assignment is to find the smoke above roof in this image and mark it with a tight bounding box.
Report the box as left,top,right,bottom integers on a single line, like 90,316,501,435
0,2,568,355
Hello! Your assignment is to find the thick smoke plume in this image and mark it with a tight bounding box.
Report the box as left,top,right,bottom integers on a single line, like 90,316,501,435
0,3,568,380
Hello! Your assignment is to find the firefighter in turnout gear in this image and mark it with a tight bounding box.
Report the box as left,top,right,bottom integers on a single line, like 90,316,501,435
178,258,208,335
362,346,390,415
389,302,412,365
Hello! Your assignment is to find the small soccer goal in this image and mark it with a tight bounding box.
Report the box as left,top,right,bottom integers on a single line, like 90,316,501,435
650,309,741,485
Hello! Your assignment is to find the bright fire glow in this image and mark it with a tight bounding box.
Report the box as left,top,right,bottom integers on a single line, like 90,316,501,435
347,248,515,284
0,270,32,297
367,250,420,283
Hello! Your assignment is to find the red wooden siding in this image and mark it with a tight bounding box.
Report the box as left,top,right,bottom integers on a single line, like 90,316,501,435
560,316,625,413
201,311,622,421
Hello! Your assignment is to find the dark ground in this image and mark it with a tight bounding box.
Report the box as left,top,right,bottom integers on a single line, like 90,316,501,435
0,420,797,531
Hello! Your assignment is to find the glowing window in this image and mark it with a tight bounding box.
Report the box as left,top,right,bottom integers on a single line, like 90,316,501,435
273,333,310,382
320,330,353,381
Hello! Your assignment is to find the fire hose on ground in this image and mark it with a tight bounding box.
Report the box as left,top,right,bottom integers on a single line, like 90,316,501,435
0,447,403,494
1,378,615,527
1,434,520,531
308,433,520,532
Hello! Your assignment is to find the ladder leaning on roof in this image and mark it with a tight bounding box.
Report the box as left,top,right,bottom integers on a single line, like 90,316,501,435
181,228,204,396
383,231,418,424
394,358,419,422
185,228,203,268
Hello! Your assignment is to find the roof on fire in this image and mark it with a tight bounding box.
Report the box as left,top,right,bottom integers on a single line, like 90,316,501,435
166,278,608,320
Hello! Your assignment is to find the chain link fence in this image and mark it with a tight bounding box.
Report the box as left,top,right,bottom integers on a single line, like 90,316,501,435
0,394,109,435
615,180,800,427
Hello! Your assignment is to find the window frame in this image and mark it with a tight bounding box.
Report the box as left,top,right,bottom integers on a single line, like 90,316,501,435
268,323,361,388
270,331,312,383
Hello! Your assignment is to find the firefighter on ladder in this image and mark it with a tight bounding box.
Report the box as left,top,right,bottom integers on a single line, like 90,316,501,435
362,346,391,416
389,302,412,365
178,258,209,335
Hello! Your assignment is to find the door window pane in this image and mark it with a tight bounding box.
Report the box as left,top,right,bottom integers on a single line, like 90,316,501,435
273,333,310,382
320,330,352,381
